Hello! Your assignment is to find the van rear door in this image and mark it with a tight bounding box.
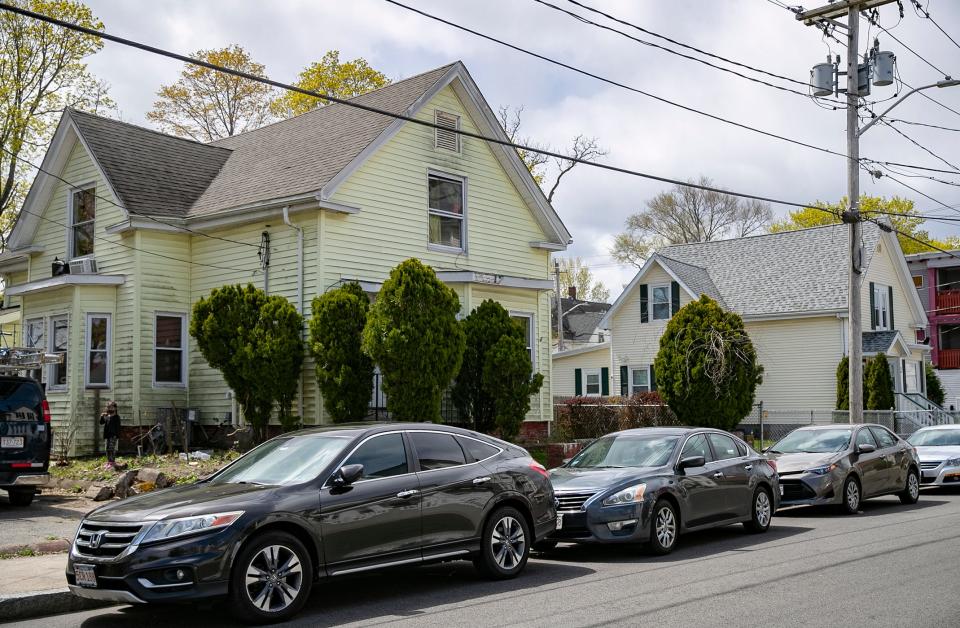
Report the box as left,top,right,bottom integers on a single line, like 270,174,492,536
0,378,51,475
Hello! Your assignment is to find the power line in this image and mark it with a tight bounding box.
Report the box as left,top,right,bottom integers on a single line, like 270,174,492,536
881,120,960,173
0,146,262,250
879,161,960,175
901,79,960,119
910,0,960,52
889,118,960,132
0,1,822,213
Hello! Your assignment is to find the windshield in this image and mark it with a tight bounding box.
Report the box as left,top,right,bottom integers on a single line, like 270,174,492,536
211,434,352,486
567,434,679,469
908,429,960,447
770,429,852,454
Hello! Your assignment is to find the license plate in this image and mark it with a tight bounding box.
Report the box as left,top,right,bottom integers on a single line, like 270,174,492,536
0,437,23,449
75,564,97,588
779,484,784,496
556,513,563,530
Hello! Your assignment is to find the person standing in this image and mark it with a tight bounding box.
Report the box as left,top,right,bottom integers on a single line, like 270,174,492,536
99,401,121,468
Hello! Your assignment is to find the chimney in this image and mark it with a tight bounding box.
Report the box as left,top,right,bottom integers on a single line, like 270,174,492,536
568,286,577,300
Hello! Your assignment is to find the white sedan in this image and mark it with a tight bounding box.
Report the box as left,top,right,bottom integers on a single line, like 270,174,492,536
907,425,960,487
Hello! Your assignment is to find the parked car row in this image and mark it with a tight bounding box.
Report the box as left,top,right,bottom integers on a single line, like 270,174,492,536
60,419,948,624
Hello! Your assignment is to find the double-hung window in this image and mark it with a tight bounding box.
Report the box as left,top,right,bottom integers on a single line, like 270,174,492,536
511,312,536,370
428,173,465,251
584,369,602,396
48,316,68,391
24,318,44,383
69,187,96,258
154,313,187,386
630,367,650,395
85,314,111,388
652,285,671,320
873,283,890,330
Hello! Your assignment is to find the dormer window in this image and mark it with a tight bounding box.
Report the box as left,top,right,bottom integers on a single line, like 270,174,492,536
434,110,461,153
70,186,96,258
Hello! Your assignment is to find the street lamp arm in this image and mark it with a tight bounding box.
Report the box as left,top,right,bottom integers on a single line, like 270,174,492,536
859,79,960,136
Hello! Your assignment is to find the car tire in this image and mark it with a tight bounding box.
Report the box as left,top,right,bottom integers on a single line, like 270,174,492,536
743,486,773,533
840,476,861,515
533,540,558,553
473,506,531,580
898,468,920,505
7,490,34,507
647,499,679,555
228,531,313,624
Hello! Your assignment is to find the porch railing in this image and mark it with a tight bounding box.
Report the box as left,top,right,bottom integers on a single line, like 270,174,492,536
939,348,960,369
935,289,960,315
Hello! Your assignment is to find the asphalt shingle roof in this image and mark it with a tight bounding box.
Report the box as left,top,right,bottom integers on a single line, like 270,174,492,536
862,330,900,353
552,297,611,342
67,109,231,218
656,223,882,316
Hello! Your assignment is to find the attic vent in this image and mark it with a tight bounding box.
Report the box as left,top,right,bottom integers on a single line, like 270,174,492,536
434,110,461,153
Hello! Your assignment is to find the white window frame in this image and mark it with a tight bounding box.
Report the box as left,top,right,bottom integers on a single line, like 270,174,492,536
873,283,890,330
67,184,96,260
84,313,111,389
47,315,69,392
630,366,650,395
584,368,602,397
912,275,924,289
651,284,671,320
153,312,188,388
510,311,537,372
427,171,467,254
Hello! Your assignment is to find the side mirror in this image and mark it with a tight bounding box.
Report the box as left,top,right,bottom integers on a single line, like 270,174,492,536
678,455,706,471
856,443,876,455
333,464,364,486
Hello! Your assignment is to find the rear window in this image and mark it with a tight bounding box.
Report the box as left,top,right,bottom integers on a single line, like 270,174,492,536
0,380,43,421
459,437,500,462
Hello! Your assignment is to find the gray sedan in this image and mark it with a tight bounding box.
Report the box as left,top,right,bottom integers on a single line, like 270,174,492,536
907,425,960,487
767,424,921,513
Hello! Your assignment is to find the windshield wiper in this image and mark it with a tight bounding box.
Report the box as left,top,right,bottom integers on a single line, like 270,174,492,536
766,449,782,454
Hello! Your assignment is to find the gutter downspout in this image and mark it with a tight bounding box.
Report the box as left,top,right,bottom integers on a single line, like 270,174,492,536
282,206,305,420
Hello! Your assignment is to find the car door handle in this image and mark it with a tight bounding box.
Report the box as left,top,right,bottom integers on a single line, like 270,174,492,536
712,472,724,479
472,476,492,485
744,465,753,471
396,490,419,499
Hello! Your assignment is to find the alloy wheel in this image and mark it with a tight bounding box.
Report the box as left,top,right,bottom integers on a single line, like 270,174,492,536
655,506,677,548
755,491,771,528
244,544,303,613
846,480,860,511
908,473,919,500
491,516,526,570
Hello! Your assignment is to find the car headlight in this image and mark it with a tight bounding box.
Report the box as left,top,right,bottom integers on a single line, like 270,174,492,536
602,483,646,506
805,463,838,476
140,511,244,544
946,457,960,467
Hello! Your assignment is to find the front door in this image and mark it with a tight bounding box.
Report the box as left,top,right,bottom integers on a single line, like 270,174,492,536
853,428,884,497
319,432,422,574
676,433,725,528
409,431,495,557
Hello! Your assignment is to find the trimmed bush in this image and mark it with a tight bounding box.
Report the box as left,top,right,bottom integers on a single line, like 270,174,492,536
864,353,895,410
926,364,946,407
482,335,543,440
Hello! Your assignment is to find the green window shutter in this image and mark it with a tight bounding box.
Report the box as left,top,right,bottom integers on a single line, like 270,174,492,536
574,369,582,396
640,284,649,323
649,363,657,391
620,365,628,396
601,367,610,396
869,282,877,330
671,281,680,316
888,285,895,330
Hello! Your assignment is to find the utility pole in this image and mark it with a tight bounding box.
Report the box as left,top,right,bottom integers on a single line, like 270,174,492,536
555,259,565,352
798,0,896,423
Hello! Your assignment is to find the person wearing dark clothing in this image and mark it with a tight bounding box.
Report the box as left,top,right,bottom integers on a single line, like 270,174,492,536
100,401,121,465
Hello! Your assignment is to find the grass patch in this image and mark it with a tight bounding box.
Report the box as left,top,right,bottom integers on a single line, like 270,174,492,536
50,451,241,486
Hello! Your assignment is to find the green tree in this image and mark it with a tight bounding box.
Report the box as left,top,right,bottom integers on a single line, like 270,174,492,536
768,195,959,254
309,282,374,423
191,284,303,441
147,45,273,141
453,300,524,433
271,50,389,118
556,257,610,302
483,335,543,440
926,363,946,407
362,259,465,422
836,355,850,411
0,0,112,247
653,296,763,430
864,354,895,411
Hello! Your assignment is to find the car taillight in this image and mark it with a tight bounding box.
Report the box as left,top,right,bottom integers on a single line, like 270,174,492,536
41,399,51,423
765,459,777,473
529,461,549,478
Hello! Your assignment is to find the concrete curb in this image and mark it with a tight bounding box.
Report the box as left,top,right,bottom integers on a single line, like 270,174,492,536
0,539,71,557
0,588,115,622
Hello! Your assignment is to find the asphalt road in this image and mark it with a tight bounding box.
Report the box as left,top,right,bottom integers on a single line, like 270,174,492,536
13,488,960,628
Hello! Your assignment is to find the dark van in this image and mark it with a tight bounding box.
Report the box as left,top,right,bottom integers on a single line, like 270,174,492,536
0,376,52,506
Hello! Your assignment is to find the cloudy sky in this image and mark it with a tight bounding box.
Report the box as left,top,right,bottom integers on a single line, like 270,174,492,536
81,0,960,298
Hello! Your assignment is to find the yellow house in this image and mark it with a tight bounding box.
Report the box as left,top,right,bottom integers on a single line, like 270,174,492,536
0,62,571,454
554,224,932,417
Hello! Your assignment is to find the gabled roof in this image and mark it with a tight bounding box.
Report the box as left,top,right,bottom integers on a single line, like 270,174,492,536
67,109,231,218
602,222,925,326
552,297,610,342
862,330,910,355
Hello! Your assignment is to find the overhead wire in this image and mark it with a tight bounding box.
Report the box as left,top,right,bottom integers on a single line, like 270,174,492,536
880,120,960,172
910,0,960,52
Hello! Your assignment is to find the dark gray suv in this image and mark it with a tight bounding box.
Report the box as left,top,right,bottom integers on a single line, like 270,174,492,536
66,423,555,624
0,376,51,506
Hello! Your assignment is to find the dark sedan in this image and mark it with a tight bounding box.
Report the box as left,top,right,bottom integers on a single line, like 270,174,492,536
66,424,555,624
767,424,921,513
546,427,779,554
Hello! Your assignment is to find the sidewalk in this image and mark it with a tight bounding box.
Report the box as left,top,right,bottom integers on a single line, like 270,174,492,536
0,554,112,621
